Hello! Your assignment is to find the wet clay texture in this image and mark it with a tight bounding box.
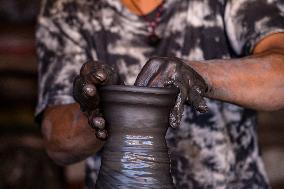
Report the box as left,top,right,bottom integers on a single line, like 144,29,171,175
96,85,178,189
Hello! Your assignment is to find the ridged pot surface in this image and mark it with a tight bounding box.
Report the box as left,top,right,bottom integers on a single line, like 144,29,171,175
95,85,178,189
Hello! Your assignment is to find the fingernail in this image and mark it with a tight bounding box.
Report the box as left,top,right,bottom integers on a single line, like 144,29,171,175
96,130,108,140
95,70,107,82
93,117,105,130
198,104,208,113
83,84,96,97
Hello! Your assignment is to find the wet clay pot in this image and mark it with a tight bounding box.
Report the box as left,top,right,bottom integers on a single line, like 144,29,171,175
96,85,178,189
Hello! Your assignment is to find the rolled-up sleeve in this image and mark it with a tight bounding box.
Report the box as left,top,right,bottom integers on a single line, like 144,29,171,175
36,0,95,117
225,0,284,55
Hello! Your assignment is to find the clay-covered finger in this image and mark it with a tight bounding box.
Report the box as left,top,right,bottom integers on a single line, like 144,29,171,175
83,83,97,97
80,61,108,83
86,68,111,85
73,76,97,111
169,93,185,128
92,116,105,130
81,60,120,86
96,129,108,140
134,57,165,86
196,98,208,113
188,86,208,113
88,112,108,140
169,81,188,128
80,61,99,76
95,69,108,82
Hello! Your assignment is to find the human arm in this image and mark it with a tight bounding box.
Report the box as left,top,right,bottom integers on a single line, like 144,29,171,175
135,33,284,127
190,0,284,111
36,0,118,165
190,33,284,111
136,0,284,127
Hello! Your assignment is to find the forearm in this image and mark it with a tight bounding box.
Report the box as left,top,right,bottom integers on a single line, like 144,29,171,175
188,49,284,111
42,103,104,165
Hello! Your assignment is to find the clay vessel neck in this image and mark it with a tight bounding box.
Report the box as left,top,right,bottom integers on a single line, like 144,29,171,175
96,85,177,189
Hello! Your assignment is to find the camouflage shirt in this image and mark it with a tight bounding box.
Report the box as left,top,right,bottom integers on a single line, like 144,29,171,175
36,0,284,188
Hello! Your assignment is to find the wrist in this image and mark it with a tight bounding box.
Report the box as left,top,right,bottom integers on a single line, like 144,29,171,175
185,61,212,96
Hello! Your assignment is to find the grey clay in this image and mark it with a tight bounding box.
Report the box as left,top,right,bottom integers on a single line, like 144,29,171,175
95,85,178,189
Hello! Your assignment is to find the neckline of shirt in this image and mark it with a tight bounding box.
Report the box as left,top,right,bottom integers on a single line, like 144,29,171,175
105,0,173,21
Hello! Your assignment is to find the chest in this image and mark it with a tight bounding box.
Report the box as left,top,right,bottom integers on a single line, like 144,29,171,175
91,0,230,84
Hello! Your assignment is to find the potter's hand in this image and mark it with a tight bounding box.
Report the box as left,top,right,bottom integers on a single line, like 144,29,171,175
135,57,208,128
73,60,120,140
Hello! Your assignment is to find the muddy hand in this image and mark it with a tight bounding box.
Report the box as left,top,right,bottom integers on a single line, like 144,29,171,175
73,60,120,140
135,57,208,128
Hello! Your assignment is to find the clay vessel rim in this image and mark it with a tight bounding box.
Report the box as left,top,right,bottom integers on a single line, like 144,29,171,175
100,85,178,95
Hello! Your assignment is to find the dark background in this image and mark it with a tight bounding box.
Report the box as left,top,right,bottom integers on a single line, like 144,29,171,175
0,0,84,188
0,0,283,188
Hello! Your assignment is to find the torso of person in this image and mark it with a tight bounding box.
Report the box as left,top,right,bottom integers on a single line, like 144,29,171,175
36,0,280,188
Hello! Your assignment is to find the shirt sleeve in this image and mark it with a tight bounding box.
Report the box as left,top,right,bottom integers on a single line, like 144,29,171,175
35,0,97,117
224,0,284,55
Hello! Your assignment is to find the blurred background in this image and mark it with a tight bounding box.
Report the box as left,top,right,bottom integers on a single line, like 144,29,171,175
0,0,84,189
0,0,283,188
